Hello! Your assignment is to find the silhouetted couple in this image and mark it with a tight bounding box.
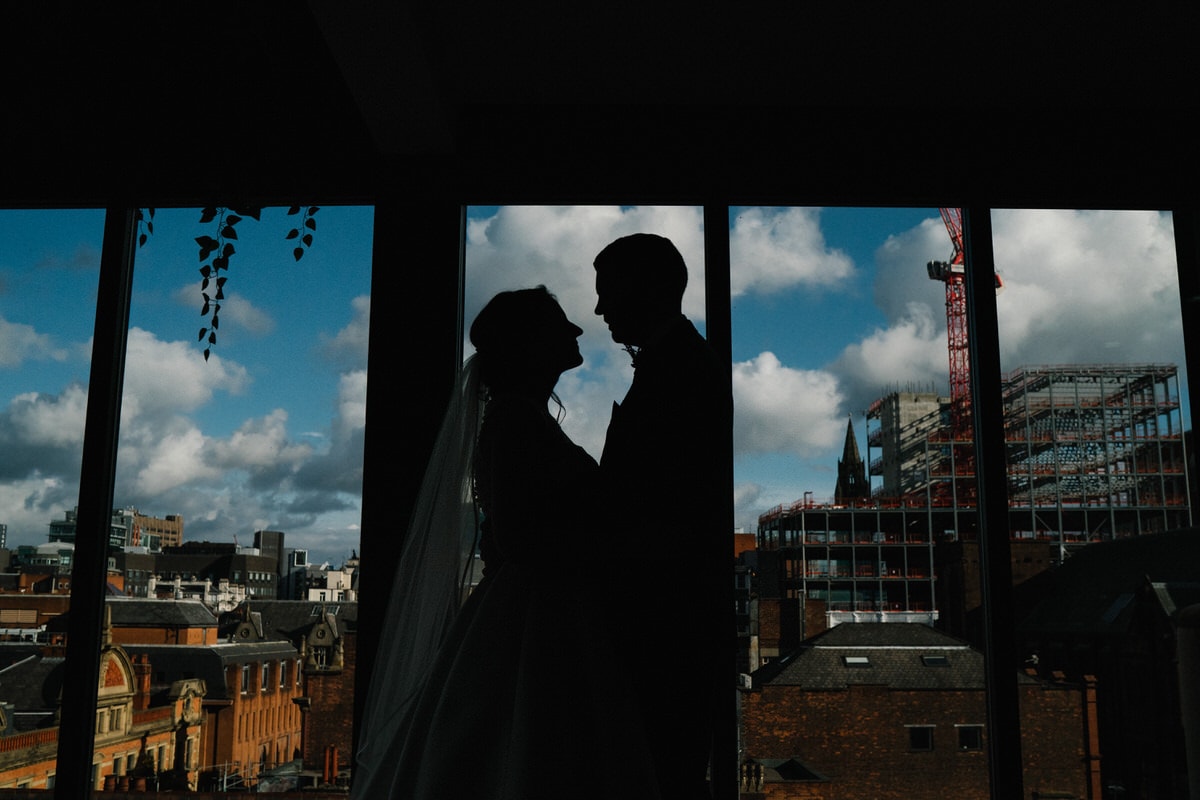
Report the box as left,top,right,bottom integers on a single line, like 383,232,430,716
354,234,728,800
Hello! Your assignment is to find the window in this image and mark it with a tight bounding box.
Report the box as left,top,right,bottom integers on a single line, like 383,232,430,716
280,659,289,688
958,725,984,751
908,725,935,751
262,663,272,692
921,654,950,667
241,664,252,694
842,655,870,668
16,194,1190,800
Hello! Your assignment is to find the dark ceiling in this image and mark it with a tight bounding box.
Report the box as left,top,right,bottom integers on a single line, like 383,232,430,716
4,3,1197,207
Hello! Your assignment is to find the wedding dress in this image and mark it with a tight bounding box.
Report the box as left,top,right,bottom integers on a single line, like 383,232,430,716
354,358,659,800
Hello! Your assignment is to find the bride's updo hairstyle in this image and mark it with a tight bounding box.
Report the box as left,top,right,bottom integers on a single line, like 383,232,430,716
469,286,558,393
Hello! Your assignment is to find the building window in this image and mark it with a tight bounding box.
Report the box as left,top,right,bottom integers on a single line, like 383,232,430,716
262,662,272,692
958,724,984,751
241,664,252,694
280,659,289,688
908,725,935,751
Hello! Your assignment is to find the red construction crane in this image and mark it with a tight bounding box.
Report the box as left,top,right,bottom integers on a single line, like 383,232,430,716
926,207,1002,428
926,208,970,408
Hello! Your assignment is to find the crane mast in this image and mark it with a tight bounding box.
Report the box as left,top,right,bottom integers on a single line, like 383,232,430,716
926,208,970,411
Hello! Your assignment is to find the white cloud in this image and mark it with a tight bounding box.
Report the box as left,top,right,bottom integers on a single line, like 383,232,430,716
730,207,855,296
465,205,707,343
732,352,844,457
0,316,69,367
989,209,1182,368
172,285,275,337
322,295,370,367
120,327,250,421
334,369,367,439
220,295,276,336
206,409,312,471
121,423,218,496
831,302,949,410
3,384,89,449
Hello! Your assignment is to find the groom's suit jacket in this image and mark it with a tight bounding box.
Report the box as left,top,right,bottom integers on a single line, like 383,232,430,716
599,315,728,568
598,314,730,794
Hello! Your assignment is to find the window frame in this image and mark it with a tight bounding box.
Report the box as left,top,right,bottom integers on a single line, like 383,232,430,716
907,724,936,752
43,202,1200,800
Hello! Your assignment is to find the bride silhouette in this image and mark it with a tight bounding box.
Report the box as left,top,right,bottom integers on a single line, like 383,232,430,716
353,287,659,800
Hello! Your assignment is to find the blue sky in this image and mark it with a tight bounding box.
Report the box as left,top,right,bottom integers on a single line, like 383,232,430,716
1,206,372,564
0,205,1186,563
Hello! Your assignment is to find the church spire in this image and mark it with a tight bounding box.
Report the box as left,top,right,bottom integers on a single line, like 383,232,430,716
834,415,869,502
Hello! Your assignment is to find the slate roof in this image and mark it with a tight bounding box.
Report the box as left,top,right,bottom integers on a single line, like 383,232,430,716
1017,528,1200,637
0,653,65,712
753,623,987,691
226,600,358,642
106,597,218,627
123,641,299,702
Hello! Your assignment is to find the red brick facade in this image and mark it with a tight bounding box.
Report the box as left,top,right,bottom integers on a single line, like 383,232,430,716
741,673,1095,799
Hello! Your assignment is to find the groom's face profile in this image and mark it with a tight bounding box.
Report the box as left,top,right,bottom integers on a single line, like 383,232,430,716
594,267,650,347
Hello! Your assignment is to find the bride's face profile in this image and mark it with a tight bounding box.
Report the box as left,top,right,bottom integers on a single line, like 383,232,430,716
471,288,584,391
534,299,584,375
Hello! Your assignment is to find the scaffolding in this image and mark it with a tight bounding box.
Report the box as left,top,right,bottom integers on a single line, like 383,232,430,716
757,363,1192,627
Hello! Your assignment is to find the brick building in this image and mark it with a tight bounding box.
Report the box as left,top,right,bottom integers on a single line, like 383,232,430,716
231,600,358,788
121,640,303,791
1016,529,1200,798
0,620,205,791
740,623,1097,799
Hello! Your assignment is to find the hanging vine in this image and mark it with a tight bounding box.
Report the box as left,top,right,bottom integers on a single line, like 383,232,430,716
136,205,321,360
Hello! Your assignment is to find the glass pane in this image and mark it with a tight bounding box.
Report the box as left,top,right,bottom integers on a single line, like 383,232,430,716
464,205,706,469
735,207,990,798
0,207,106,789
995,209,1190,800
116,206,370,792
460,205,721,793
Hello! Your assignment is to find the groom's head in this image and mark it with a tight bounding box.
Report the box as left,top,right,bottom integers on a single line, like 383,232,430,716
593,233,688,347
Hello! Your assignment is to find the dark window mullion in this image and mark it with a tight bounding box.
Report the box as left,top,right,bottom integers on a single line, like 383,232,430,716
1172,208,1199,526
703,205,736,799
962,207,1023,798
55,207,137,800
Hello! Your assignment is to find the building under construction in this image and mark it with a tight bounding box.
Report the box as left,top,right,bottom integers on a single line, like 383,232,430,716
756,362,1191,637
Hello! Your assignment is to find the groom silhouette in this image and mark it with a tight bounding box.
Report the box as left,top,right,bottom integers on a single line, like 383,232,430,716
594,233,728,800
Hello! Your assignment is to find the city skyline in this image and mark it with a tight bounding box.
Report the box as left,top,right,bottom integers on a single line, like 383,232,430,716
0,206,1187,563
